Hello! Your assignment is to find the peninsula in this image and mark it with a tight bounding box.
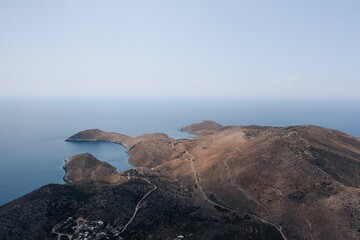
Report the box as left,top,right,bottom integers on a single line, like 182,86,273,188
0,121,359,240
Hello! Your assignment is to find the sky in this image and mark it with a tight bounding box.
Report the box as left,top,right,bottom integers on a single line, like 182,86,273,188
0,0,359,98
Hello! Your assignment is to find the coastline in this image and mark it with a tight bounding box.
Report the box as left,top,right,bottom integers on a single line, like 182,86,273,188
66,138,131,155
62,140,132,184
62,157,71,184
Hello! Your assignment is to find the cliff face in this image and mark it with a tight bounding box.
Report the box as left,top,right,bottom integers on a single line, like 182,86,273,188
1,122,360,240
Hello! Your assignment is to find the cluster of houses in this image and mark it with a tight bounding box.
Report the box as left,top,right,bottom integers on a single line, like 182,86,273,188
72,219,108,240
54,217,110,240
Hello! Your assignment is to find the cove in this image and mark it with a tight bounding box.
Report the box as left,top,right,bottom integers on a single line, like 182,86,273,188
64,141,131,172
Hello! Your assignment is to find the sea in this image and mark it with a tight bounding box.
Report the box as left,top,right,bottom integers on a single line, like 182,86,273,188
0,97,359,206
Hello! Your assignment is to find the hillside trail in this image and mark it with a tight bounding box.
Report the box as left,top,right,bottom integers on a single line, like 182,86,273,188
185,151,288,240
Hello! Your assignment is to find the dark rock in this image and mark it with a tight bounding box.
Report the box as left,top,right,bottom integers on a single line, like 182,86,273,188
288,191,305,202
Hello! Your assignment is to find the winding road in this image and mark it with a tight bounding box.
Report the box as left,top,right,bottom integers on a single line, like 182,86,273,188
120,178,158,234
51,178,158,239
224,152,271,216
51,220,73,240
187,151,232,211
186,150,288,240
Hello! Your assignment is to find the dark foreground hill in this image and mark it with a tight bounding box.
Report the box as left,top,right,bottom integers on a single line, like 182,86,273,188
1,122,359,240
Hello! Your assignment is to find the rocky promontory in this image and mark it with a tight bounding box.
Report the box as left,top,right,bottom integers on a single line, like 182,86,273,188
66,129,130,146
64,153,118,185
179,120,223,135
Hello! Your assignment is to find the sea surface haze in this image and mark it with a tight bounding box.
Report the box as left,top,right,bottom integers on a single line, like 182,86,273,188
0,97,359,205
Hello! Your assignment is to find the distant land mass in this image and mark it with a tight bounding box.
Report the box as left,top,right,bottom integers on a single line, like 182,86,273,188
0,121,359,240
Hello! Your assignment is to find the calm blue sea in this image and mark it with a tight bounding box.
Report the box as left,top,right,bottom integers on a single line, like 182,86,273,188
0,97,359,206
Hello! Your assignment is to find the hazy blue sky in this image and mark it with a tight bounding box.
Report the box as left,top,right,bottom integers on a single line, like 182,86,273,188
0,1,359,98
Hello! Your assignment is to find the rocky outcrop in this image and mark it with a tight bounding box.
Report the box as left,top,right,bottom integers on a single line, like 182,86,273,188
64,153,118,184
179,120,223,135
66,129,130,146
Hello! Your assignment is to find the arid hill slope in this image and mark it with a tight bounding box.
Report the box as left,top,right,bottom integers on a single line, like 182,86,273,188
159,124,360,240
1,121,359,240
